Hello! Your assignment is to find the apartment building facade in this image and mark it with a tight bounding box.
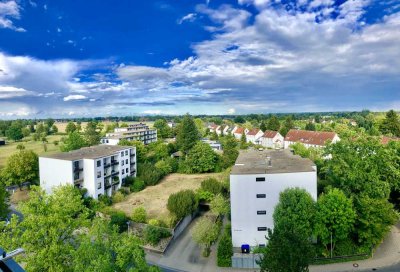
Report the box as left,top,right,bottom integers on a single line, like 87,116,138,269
39,145,136,199
230,149,317,248
101,123,157,145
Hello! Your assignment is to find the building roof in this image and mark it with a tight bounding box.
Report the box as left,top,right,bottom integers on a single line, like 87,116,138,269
381,136,400,145
40,145,132,161
234,127,245,134
231,149,316,175
247,128,261,136
285,129,337,146
261,130,278,138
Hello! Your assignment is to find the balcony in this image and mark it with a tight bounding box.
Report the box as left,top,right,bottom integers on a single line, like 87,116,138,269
105,181,112,189
103,163,111,168
73,167,83,173
74,177,83,184
111,160,119,166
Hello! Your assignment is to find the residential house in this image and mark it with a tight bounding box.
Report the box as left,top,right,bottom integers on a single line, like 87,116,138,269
201,139,222,151
233,127,249,140
257,130,284,149
230,149,317,247
216,125,230,136
39,145,136,199
101,123,157,145
246,129,264,144
284,129,340,149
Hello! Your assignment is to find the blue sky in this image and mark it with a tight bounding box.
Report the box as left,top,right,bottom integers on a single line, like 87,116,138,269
0,0,399,118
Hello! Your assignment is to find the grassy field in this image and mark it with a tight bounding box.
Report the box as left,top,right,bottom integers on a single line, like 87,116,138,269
113,172,225,223
0,135,63,169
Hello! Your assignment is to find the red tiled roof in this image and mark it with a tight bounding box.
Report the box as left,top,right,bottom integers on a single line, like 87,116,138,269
247,128,260,136
381,136,400,145
285,129,337,146
210,124,218,129
262,130,278,138
234,127,245,134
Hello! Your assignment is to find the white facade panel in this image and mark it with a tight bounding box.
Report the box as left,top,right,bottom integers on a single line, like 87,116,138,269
39,158,74,194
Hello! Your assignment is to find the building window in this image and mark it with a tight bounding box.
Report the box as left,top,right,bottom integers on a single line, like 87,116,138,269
126,168,128,173
121,151,124,156
97,171,102,178
257,210,267,215
97,182,102,189
256,177,265,182
97,160,101,167
122,169,125,174
256,194,266,198
125,150,128,155
122,161,124,166
259,244,266,247
258,227,267,231
126,159,128,164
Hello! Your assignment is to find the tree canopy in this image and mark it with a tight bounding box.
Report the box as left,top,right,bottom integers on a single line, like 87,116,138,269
1,149,39,186
176,114,200,154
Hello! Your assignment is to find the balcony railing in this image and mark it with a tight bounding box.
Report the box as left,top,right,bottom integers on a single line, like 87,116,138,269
111,160,119,165
103,163,111,168
73,167,83,173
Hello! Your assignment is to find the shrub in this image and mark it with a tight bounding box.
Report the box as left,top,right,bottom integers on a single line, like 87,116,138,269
155,160,172,176
167,190,197,219
123,176,135,186
118,187,130,196
217,228,233,267
148,219,160,226
112,191,125,203
201,178,223,195
195,189,214,203
109,211,129,233
130,178,145,192
98,195,112,206
138,162,164,186
132,206,147,223
144,225,171,246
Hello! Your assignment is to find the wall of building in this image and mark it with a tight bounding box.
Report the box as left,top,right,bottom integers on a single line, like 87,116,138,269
39,158,73,194
230,171,317,247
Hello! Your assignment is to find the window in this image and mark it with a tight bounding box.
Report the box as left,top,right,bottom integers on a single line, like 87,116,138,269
122,169,125,174
125,150,128,155
126,168,128,173
97,182,102,189
126,159,128,164
256,177,265,182
121,151,124,156
122,161,124,166
97,160,101,167
259,244,266,247
256,194,266,198
97,171,101,178
258,227,267,231
257,210,267,215
74,161,79,168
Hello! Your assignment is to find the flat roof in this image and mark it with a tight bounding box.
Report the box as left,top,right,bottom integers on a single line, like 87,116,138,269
40,145,132,161
231,149,316,175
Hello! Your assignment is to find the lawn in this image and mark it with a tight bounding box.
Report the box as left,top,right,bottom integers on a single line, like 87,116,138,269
113,172,225,223
0,135,63,169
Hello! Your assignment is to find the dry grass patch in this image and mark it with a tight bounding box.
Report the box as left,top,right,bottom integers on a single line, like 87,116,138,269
10,188,30,204
113,173,224,223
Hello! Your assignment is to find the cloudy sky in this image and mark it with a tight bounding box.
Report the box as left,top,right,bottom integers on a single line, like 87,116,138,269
0,0,399,118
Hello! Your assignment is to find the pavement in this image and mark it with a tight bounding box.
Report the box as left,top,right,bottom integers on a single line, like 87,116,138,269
147,220,400,272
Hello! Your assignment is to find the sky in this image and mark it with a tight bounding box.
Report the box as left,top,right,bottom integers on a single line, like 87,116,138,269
0,0,400,118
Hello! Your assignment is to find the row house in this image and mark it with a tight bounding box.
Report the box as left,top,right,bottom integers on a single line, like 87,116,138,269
284,129,340,149
257,130,284,149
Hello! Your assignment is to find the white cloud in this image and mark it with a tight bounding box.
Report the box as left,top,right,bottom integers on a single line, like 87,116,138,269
0,85,33,99
142,109,161,115
228,108,236,114
63,94,87,101
178,13,197,24
0,0,25,32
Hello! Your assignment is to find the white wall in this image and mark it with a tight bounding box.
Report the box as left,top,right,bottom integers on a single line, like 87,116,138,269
230,171,317,247
39,158,74,194
83,159,97,198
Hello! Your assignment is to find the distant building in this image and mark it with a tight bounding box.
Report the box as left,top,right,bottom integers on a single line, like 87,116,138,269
246,129,264,144
230,149,317,247
216,125,230,136
201,139,222,151
232,127,249,140
257,131,284,149
39,145,136,199
284,129,340,149
0,138,5,146
101,123,157,145
167,121,177,128
208,124,219,133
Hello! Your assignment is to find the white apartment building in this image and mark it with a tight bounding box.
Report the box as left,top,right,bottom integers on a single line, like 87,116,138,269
257,130,284,149
101,123,157,145
39,145,137,199
230,149,317,248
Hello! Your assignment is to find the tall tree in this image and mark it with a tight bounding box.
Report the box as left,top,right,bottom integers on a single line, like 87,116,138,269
266,115,280,131
315,188,356,253
305,122,316,131
191,217,220,257
260,121,267,132
153,119,172,139
380,110,400,137
1,150,39,187
65,121,77,134
5,123,23,141
84,121,101,146
240,131,247,149
185,142,218,173
61,131,87,152
221,134,239,168
0,184,9,220
279,116,294,136
176,114,200,154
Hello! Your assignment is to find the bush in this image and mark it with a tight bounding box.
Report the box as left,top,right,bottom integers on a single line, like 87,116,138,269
132,206,147,223
112,191,125,203
167,190,198,219
155,160,172,176
138,162,164,186
201,178,223,195
148,219,160,226
98,195,112,206
109,211,129,233
195,189,214,203
123,176,135,187
118,187,130,196
130,178,146,192
217,228,233,267
144,225,171,246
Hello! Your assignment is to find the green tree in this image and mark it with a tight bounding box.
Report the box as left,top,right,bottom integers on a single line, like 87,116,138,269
153,119,172,139
266,115,280,131
0,184,9,220
258,228,314,272
85,121,100,146
234,116,245,124
176,114,200,154
119,140,147,163
380,110,400,137
221,134,239,168
279,116,294,136
305,122,316,131
200,178,223,195
65,121,77,133
315,188,356,253
6,123,23,141
210,194,230,216
260,121,267,132
0,186,90,272
45,118,55,129
240,131,247,149
51,124,58,134
217,226,233,267
21,127,31,138
61,131,87,152
1,150,39,187
273,188,315,238
194,118,206,137
185,142,218,173
132,206,147,223
191,217,220,257
167,190,197,219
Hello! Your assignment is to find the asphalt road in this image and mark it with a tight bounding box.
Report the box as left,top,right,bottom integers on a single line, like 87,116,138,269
360,263,400,272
